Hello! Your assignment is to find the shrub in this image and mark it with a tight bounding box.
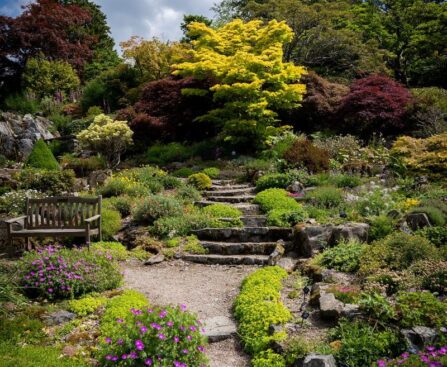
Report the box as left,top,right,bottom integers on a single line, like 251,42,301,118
3,94,39,114
0,189,46,216
256,173,291,192
203,203,243,227
411,206,446,226
318,240,367,273
187,173,212,190
175,185,202,204
92,242,129,261
103,196,134,217
252,349,286,367
68,295,107,316
147,143,194,165
331,174,362,188
25,140,59,170
159,175,182,190
330,320,402,367
17,169,76,195
369,215,396,241
60,154,106,176
254,189,302,213
416,226,447,247
409,260,447,295
98,176,150,198
359,233,439,275
0,262,25,311
0,154,7,168
234,267,291,355
309,186,343,209
132,195,183,224
395,291,447,328
377,346,447,367
355,188,396,217
183,235,208,254
358,292,396,323
150,211,211,238
19,246,122,300
267,207,308,227
99,303,208,367
202,167,220,179
283,139,330,173
172,167,195,178
101,208,122,240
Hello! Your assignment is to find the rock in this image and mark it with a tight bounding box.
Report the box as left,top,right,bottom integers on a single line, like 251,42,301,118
268,240,285,266
88,170,112,188
319,293,343,321
144,253,165,265
293,224,333,257
0,169,20,189
62,345,78,357
277,257,297,273
341,303,361,319
406,213,431,230
203,316,237,342
43,310,76,326
288,181,305,195
0,112,58,161
303,354,337,367
269,324,284,335
387,209,401,220
328,222,369,246
401,326,438,353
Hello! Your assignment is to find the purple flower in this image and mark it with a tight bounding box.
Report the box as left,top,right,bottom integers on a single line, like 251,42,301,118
140,326,148,333
198,346,205,352
189,326,197,332
151,322,162,330
144,358,153,366
377,360,387,367
167,321,174,327
117,338,124,345
182,349,189,354
173,336,180,343
180,304,187,311
135,340,145,351
116,318,124,323
105,337,112,344
121,354,127,360
129,351,138,359
158,333,166,340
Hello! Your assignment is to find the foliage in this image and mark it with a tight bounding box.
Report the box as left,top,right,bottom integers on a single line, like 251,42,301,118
132,195,183,225
0,189,46,216
266,207,308,227
395,291,447,328
359,233,439,276
409,260,447,295
174,185,202,204
3,94,40,114
309,186,344,209
181,14,212,42
391,132,447,178
103,196,134,217
252,349,286,367
416,226,447,248
202,167,220,179
18,246,122,300
173,19,307,150
203,203,243,227
68,294,107,316
359,292,396,323
377,346,447,367
337,75,413,138
183,235,209,255
77,114,133,168
313,134,361,163
187,173,212,190
411,206,446,227
147,143,195,165
150,210,211,238
330,320,402,367
319,240,367,273
172,167,196,178
98,176,151,198
355,188,396,217
331,174,362,189
91,242,129,261
17,169,76,195
101,208,122,240
22,57,80,99
256,173,292,192
25,140,59,170
283,139,330,173
234,267,291,355
0,262,25,311
60,154,106,176
99,303,208,367
369,215,396,242
254,188,302,213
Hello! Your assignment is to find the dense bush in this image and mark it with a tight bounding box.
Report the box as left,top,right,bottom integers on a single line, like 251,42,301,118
174,185,202,204
0,189,46,216
101,208,122,240
187,173,212,190
98,176,150,198
17,169,76,195
68,294,107,316
150,210,211,238
60,154,106,176
330,320,402,367
309,186,344,209
369,215,396,241
283,139,330,173
202,167,220,179
18,246,122,300
100,303,208,367
411,200,447,226
416,226,447,247
359,233,439,276
254,189,302,213
395,291,447,328
409,260,447,295
91,242,129,261
331,174,362,188
147,143,195,165
25,140,59,170
234,267,290,358
252,349,286,367
132,195,183,224
317,240,367,273
256,173,292,192
355,188,396,217
172,167,195,178
203,203,243,227
267,207,308,227
103,196,134,217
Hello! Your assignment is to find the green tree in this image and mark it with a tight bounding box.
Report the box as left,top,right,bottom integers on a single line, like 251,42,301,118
25,139,60,170
173,19,307,150
181,14,213,42
22,57,80,98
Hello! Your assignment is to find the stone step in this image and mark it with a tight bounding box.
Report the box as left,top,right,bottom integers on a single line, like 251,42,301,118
193,227,293,242
201,241,282,255
211,179,237,185
242,215,267,227
209,184,251,191
195,201,261,215
205,188,255,197
205,195,255,204
182,254,269,265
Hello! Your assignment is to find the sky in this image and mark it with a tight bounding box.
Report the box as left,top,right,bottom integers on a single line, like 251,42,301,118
0,0,217,48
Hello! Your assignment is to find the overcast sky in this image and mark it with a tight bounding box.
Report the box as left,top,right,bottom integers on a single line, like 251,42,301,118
0,0,217,48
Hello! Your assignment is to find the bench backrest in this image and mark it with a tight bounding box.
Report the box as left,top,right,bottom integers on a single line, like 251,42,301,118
25,196,102,229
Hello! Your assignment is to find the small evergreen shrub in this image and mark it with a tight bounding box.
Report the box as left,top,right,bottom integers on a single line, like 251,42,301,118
147,143,194,165
256,173,291,191
254,189,302,213
60,154,106,176
252,349,286,367
187,173,212,190
103,196,134,217
317,240,367,273
68,295,107,316
409,260,447,295
132,195,183,224
150,211,211,238
331,174,362,188
25,140,59,170
202,167,220,178
267,207,308,227
416,226,447,247
19,246,122,300
172,167,195,178
98,177,150,198
283,139,330,173
101,208,122,240
175,184,202,204
369,215,395,241
309,186,344,209
92,242,128,261
159,175,182,190
17,169,76,195
203,203,243,227
183,235,208,254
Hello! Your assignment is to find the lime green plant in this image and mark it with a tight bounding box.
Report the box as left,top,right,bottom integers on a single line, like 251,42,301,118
68,295,107,316
187,173,212,190
25,140,59,170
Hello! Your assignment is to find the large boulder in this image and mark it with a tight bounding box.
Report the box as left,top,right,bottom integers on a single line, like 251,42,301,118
0,112,58,161
328,222,369,246
293,224,333,257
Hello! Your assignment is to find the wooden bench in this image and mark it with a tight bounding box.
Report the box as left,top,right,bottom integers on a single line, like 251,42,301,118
5,196,102,249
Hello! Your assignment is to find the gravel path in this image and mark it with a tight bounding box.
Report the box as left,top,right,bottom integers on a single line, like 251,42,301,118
123,260,257,367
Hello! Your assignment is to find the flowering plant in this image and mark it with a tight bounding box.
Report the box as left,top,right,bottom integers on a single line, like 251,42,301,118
19,246,122,300
377,346,447,366
100,304,208,367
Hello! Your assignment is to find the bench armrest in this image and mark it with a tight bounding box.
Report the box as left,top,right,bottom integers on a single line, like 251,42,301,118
4,216,27,224
85,214,101,223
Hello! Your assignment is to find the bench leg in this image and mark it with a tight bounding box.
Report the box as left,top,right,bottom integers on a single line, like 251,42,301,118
25,237,31,251
85,229,91,250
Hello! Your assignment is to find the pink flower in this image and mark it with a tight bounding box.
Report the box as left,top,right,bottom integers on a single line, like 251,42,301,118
158,333,166,340
180,304,187,311
173,336,180,343
105,337,112,344
140,326,148,333
144,359,153,366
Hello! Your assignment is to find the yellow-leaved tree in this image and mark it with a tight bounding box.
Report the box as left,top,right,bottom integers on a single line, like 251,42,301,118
77,114,133,168
173,19,307,149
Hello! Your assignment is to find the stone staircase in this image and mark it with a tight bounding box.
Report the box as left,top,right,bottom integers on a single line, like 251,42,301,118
183,179,293,265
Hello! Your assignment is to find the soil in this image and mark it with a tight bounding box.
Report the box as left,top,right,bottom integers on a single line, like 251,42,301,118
123,259,259,367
